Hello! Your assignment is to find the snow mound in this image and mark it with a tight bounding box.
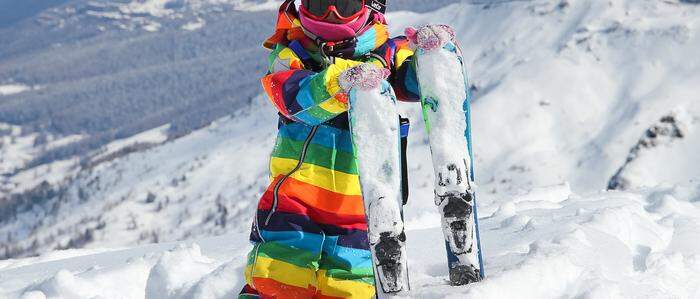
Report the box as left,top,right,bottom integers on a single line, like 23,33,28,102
145,243,217,299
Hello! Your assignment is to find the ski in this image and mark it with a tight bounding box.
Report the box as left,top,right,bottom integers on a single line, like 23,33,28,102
348,81,410,295
414,41,485,285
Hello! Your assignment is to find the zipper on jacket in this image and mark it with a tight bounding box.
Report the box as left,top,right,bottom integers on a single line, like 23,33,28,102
264,125,319,226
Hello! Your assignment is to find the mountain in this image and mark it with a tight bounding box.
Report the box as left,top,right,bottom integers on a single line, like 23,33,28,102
0,0,276,181
1,0,700,297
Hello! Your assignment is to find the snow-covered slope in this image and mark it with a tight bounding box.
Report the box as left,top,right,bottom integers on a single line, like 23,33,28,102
388,0,700,193
2,185,700,298
2,0,700,297
0,0,278,186
1,95,277,258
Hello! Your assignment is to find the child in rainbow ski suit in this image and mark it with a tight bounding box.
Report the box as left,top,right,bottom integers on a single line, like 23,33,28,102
240,1,458,298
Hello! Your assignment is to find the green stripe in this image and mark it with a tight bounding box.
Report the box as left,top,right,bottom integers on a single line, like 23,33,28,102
246,244,258,265
307,105,336,121
272,137,358,175
255,242,320,270
320,264,375,285
308,69,333,104
319,253,374,281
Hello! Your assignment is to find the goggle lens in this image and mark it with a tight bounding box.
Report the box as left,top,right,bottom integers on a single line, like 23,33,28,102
302,0,365,19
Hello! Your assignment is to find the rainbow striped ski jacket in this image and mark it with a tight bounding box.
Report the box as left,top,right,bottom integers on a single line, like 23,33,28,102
242,5,420,299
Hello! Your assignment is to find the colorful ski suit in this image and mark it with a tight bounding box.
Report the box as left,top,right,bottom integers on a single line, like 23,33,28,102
241,3,419,298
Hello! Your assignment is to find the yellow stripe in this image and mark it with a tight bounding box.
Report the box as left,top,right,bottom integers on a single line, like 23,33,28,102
318,98,348,114
395,48,414,69
246,256,318,289
324,58,362,96
366,59,384,69
278,47,303,70
317,270,376,299
270,157,361,196
373,25,389,49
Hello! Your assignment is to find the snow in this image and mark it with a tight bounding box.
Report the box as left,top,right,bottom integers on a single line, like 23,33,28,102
350,84,405,242
2,186,700,298
181,18,206,31
350,83,409,290
0,96,278,257
610,109,700,189
414,43,472,196
238,0,285,11
93,124,171,162
0,122,85,195
7,158,80,194
0,84,31,96
3,0,700,297
144,244,217,298
389,0,700,194
118,0,176,18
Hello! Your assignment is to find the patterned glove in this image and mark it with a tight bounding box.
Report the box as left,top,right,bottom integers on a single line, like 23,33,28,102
405,24,457,52
338,63,391,92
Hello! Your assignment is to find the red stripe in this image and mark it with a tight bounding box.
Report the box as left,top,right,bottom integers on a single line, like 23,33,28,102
251,277,316,299
259,179,368,231
262,71,296,117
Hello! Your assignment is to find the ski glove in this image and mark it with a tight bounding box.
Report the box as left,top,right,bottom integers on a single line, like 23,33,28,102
405,24,457,52
338,63,391,92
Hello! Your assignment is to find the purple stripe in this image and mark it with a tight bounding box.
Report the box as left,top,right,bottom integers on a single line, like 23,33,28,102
281,70,313,115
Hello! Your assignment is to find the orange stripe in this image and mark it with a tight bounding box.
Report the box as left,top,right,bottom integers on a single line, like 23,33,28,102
258,190,368,231
278,176,366,216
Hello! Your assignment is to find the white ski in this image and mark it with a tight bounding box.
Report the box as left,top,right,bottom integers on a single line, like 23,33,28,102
348,81,410,295
414,41,484,285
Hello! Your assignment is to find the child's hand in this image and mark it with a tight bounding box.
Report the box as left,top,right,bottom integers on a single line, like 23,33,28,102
339,63,391,92
405,24,456,52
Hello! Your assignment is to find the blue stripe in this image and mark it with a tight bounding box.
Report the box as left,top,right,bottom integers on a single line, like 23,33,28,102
289,40,312,61
400,122,410,138
323,236,373,268
296,76,316,110
354,27,376,56
278,122,355,153
404,62,421,99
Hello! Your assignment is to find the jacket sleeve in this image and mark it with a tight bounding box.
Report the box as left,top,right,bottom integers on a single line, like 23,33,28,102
388,37,421,103
261,44,362,126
